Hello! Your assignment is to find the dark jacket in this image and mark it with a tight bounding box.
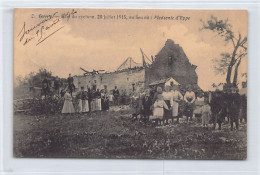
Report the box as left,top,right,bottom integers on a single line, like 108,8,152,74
142,96,153,116
67,77,74,85
113,89,120,97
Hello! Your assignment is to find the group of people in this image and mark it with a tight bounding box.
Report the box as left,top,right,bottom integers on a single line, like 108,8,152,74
130,84,247,130
130,85,211,127
61,82,132,114
210,86,247,130
58,74,246,130
61,86,110,114
61,74,110,114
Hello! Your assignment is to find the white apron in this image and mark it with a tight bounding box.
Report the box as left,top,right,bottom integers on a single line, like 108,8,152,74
172,101,179,117
97,98,102,111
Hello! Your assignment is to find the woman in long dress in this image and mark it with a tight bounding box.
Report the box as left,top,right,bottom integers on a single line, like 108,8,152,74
170,85,183,123
193,91,205,119
200,100,212,130
130,92,140,121
96,89,102,111
62,89,75,114
162,86,172,124
101,89,109,111
151,94,169,125
78,87,89,113
91,89,96,112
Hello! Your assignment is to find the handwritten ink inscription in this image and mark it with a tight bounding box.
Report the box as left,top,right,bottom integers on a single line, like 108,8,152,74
17,11,69,46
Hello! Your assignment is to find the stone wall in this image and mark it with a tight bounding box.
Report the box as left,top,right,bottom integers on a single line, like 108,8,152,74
75,68,145,94
145,39,198,88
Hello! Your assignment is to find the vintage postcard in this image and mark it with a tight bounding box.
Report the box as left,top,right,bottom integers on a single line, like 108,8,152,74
14,9,247,159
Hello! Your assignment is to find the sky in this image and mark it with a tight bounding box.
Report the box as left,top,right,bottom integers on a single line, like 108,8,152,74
14,9,247,90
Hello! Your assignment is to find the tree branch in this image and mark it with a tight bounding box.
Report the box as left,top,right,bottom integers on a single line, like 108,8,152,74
241,45,247,50
237,33,242,46
231,38,236,48
240,37,247,45
233,52,247,64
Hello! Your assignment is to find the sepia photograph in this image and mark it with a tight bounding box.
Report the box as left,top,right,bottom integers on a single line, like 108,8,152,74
13,9,247,159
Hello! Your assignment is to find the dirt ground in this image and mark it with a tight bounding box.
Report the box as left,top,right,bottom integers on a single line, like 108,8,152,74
13,107,247,160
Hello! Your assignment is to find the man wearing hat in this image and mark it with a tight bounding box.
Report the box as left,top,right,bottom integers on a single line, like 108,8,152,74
141,89,153,124
113,86,120,106
211,89,225,130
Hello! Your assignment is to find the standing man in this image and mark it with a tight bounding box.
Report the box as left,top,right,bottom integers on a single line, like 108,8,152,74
87,87,92,112
113,86,120,106
42,75,50,99
91,88,97,112
211,90,225,130
239,82,247,123
101,87,110,111
121,89,127,105
67,74,73,85
54,76,60,97
67,74,75,97
141,89,153,124
229,87,241,130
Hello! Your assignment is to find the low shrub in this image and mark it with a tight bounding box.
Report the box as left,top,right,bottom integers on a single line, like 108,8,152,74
22,97,64,115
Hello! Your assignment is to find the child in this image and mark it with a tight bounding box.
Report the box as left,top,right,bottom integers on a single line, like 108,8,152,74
151,94,169,125
200,100,212,130
60,88,66,98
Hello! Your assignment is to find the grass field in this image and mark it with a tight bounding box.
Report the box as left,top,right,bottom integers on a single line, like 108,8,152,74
13,107,247,160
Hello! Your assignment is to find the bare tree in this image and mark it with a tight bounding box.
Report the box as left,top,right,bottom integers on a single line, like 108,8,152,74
201,16,247,88
212,53,231,75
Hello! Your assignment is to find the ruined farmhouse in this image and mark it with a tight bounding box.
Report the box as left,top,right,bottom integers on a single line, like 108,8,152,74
145,39,198,88
74,66,145,94
74,39,199,94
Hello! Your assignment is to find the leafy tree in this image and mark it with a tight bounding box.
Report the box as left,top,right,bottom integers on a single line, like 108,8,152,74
201,16,247,88
15,68,53,88
27,68,53,87
15,76,23,87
